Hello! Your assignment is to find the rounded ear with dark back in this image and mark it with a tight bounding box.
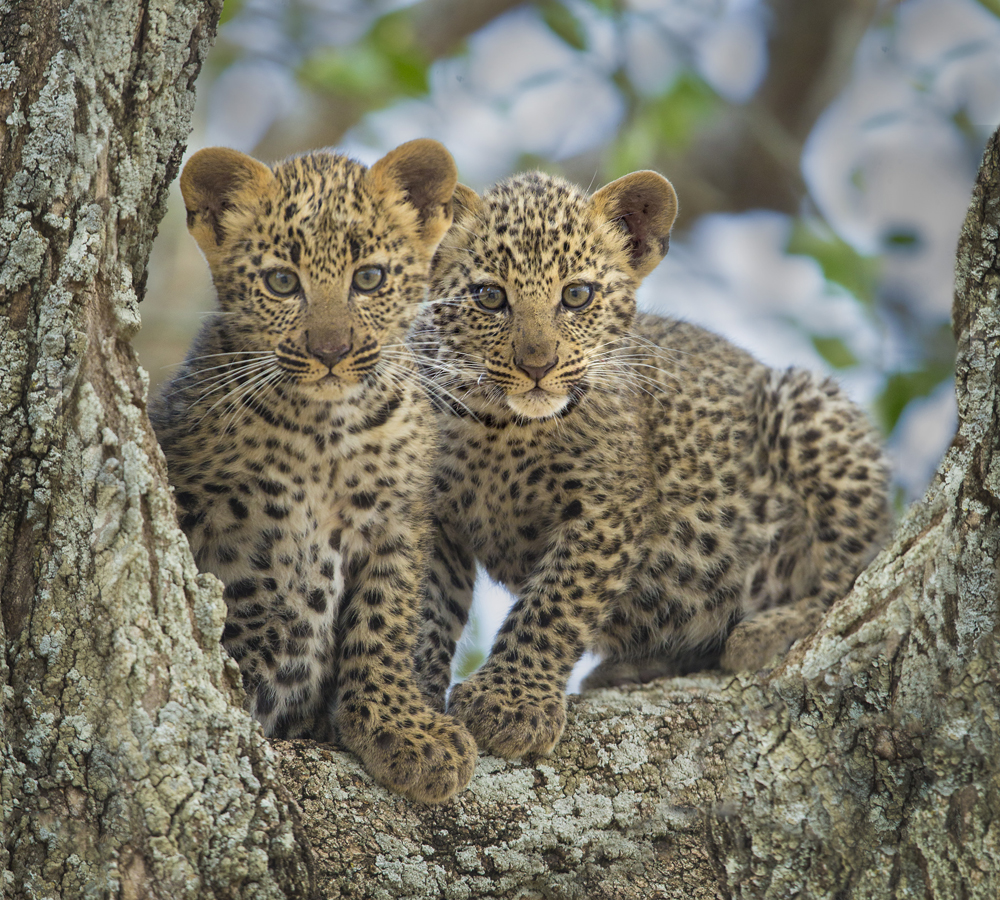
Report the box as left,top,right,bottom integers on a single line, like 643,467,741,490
179,147,275,259
366,139,459,250
589,171,678,279
451,183,482,230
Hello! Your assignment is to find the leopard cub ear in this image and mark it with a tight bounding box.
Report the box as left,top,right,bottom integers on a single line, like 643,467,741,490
180,147,275,262
589,171,678,279
366,139,459,251
451,183,482,228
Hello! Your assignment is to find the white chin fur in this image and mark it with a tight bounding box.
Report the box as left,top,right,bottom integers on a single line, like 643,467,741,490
506,390,570,420
297,375,365,400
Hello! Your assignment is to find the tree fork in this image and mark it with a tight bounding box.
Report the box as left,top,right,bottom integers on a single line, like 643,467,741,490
1,0,998,895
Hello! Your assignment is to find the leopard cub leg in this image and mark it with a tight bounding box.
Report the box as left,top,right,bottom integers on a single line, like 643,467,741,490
719,595,826,672
336,676,477,803
581,642,723,691
446,567,595,759
414,527,477,711
334,554,477,803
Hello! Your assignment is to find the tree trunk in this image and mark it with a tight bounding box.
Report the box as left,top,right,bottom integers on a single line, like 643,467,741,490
0,3,312,898
2,0,998,896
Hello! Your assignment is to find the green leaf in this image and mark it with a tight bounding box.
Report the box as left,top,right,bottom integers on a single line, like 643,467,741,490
300,45,393,99
811,336,859,370
606,117,658,177
651,72,720,149
369,10,430,93
883,228,921,251
875,363,953,433
951,106,978,142
298,9,429,104
219,0,244,26
608,71,721,175
787,219,880,307
541,1,588,51
972,0,1000,19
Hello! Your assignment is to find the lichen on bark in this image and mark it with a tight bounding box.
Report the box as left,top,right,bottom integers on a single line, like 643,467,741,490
1,2,312,898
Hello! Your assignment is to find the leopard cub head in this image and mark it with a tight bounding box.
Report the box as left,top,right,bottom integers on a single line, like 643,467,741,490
180,139,457,396
422,169,677,420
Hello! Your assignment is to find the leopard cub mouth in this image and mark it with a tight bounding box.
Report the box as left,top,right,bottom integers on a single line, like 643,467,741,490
507,386,571,419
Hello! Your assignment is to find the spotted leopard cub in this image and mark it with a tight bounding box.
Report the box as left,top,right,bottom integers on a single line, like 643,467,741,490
150,140,476,802
414,171,891,760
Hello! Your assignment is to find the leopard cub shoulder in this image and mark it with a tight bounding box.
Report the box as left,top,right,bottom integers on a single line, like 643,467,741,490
414,169,891,760
151,139,475,802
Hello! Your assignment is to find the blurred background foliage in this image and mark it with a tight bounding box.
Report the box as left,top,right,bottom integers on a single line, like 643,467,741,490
138,0,1000,679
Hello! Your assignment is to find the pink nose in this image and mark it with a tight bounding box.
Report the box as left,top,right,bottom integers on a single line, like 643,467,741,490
516,357,557,384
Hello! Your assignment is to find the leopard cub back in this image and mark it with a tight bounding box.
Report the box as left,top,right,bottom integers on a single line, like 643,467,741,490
151,140,476,803
414,170,891,761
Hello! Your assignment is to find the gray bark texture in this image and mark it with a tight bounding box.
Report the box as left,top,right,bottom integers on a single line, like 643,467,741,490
0,0,998,897
0,3,313,898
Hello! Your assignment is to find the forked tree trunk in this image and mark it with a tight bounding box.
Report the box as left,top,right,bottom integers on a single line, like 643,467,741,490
2,1,998,898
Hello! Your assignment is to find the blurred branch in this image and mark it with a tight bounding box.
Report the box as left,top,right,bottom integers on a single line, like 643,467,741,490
257,0,526,157
409,0,527,59
627,0,887,226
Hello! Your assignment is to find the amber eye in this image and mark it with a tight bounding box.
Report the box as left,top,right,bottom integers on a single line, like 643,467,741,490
473,284,508,312
562,283,594,310
264,269,300,296
352,265,385,292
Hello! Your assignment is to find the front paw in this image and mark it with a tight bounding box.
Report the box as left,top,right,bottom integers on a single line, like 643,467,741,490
337,705,477,803
448,672,566,759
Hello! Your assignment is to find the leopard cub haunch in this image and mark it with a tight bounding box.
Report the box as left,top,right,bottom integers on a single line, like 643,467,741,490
151,140,475,802
414,170,891,760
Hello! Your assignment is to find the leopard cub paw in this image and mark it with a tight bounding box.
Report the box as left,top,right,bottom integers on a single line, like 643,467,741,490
448,672,566,760
720,613,800,673
337,704,476,804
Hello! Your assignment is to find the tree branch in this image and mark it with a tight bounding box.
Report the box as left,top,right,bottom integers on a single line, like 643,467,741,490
625,0,887,225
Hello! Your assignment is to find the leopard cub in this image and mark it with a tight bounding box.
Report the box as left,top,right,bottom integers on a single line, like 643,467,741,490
151,140,475,802
414,170,891,760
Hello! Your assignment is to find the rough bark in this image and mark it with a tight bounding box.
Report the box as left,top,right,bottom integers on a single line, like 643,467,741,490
267,127,1000,899
0,2,312,898
2,0,998,897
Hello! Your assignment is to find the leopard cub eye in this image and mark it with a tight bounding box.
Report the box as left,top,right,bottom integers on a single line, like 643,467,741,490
352,265,386,292
561,283,593,310
473,284,508,312
264,269,300,296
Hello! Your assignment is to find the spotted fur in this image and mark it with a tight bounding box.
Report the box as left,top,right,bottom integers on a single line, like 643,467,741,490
150,141,476,802
413,171,891,760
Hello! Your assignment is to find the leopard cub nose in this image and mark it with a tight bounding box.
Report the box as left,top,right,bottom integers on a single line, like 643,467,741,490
516,357,558,384
307,332,352,369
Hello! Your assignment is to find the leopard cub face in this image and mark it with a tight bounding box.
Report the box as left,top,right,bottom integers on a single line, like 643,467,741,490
180,141,455,399
152,141,481,803
422,171,676,420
